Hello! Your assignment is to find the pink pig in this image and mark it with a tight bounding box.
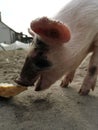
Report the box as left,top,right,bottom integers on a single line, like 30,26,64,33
16,0,98,95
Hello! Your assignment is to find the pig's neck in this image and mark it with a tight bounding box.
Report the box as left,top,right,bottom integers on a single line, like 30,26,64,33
60,43,88,72
44,42,89,88
51,40,89,78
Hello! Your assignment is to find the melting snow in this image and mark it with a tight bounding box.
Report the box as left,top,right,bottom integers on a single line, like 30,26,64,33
0,41,30,51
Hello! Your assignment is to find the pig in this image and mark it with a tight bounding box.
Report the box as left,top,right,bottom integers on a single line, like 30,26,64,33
15,0,98,95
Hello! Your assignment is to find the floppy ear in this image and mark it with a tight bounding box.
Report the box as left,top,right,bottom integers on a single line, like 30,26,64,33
30,17,71,45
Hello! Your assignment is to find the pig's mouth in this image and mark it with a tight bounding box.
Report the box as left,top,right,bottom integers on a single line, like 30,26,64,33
15,74,44,91
15,76,37,86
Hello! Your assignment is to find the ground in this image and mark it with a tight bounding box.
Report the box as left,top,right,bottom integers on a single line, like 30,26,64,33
0,50,98,130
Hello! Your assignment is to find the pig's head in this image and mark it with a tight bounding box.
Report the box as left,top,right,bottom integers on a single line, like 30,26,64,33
15,17,71,91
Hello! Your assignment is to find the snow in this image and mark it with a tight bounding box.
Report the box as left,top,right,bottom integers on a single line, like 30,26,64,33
0,41,30,51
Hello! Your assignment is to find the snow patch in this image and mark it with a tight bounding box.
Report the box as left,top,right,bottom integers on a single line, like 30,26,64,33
0,41,30,51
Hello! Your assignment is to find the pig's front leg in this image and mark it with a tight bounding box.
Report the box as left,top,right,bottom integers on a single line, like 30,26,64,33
79,46,98,95
60,70,75,88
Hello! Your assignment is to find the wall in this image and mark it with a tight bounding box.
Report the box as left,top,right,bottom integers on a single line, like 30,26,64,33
0,22,16,44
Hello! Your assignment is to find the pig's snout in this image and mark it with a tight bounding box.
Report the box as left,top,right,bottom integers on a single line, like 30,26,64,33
15,56,41,87
15,75,39,87
15,66,40,87
15,78,33,87
15,52,53,87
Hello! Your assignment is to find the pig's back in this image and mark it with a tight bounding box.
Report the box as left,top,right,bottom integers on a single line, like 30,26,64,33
54,0,98,70
54,0,98,33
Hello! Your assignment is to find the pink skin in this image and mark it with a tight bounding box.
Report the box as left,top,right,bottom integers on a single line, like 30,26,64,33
16,1,98,95
29,17,98,95
60,46,98,95
25,17,72,91
60,70,75,88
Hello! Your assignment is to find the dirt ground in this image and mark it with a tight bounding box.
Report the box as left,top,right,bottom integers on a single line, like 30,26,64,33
0,50,98,130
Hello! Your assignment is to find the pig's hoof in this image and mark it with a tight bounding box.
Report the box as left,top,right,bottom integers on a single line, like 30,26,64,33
78,89,90,96
60,81,69,88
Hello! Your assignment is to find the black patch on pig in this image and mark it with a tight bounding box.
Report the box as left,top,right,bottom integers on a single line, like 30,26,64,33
17,38,52,86
33,54,52,70
33,38,52,69
20,56,39,80
89,66,97,76
20,54,52,79
35,38,49,51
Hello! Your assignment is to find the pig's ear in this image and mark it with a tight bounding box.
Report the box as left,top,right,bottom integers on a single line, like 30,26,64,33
30,17,71,45
28,28,35,37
